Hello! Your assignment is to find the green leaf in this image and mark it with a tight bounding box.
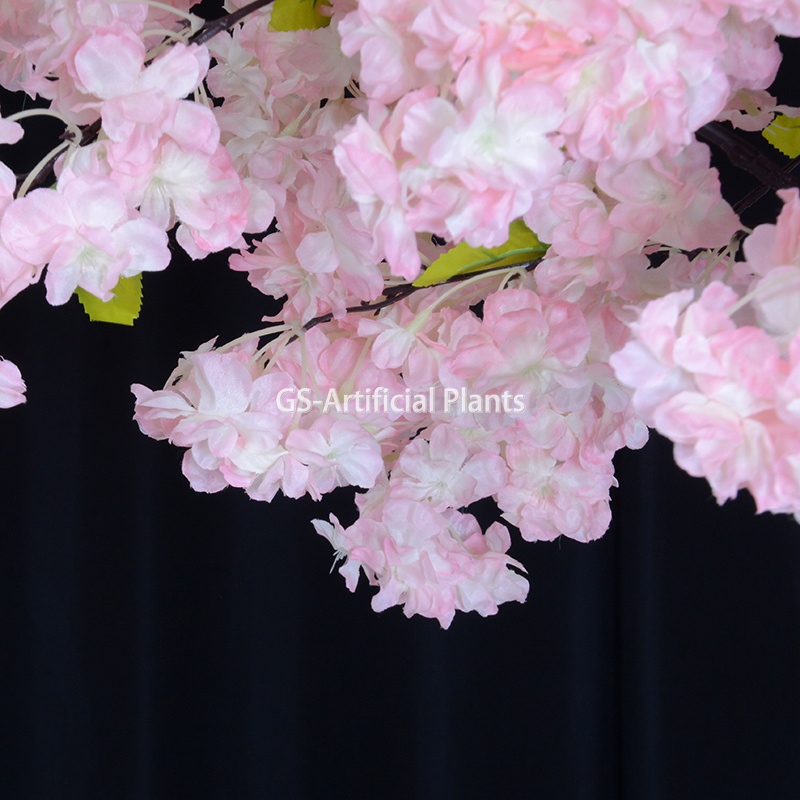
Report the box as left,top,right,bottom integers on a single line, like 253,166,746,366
269,0,330,31
76,274,143,326
413,220,548,288
762,114,800,158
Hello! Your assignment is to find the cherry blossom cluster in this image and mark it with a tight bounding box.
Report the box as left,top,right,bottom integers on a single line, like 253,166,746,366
331,0,786,285
2,0,800,625
132,274,646,626
612,189,800,518
0,0,249,395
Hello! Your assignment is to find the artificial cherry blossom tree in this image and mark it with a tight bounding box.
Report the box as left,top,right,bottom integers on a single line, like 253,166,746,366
2,0,800,627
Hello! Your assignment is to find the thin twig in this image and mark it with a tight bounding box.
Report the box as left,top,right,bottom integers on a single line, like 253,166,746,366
17,117,102,195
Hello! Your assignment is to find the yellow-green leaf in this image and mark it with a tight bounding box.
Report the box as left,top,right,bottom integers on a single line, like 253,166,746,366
269,0,330,31
413,220,548,288
762,114,800,158
76,274,142,326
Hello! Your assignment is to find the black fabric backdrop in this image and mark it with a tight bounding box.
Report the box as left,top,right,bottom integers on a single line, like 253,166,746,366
2,23,800,800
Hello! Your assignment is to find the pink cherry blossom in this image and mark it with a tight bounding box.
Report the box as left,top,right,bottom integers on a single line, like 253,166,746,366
744,189,800,342
0,356,25,408
1,166,169,305
0,162,39,309
285,416,383,497
596,141,739,251
313,500,528,628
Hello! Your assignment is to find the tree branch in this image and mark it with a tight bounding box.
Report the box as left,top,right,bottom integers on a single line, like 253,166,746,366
733,155,800,215
697,121,799,190
190,0,276,46
299,258,543,333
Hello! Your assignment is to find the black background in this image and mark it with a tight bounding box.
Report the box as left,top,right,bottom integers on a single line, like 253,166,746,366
1,11,800,800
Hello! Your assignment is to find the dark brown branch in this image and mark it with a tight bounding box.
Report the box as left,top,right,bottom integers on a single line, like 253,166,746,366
697,121,799,190
733,155,800,215
297,257,543,334
301,285,417,332
190,0,276,46
257,256,543,354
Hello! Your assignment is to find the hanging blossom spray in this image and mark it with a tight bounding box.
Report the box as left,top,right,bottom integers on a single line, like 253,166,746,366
2,0,800,626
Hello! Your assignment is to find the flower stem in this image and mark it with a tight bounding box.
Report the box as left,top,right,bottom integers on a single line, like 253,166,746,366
17,142,69,198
